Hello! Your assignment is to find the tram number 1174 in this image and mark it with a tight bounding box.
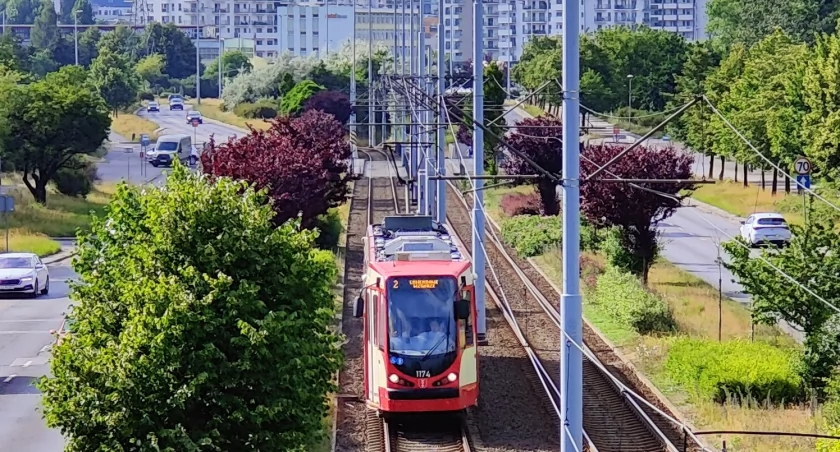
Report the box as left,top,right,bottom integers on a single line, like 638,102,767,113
416,370,431,378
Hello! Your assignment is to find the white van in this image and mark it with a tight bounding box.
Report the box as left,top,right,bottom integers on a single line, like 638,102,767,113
147,134,192,167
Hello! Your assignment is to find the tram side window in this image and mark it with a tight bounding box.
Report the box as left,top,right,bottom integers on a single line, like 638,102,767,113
465,288,474,346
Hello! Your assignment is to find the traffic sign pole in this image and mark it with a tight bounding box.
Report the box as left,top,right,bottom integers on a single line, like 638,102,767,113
794,157,812,194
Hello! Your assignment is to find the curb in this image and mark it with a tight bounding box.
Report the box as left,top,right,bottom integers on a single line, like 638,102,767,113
43,251,75,266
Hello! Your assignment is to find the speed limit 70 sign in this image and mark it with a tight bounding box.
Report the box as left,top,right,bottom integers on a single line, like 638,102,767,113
794,157,812,175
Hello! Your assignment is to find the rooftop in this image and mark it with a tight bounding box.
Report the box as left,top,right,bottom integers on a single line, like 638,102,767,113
371,216,464,263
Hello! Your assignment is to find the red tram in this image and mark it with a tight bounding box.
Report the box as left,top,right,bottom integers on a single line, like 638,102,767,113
353,215,479,413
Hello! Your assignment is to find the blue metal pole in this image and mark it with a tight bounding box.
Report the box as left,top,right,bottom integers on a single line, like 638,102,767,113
471,0,486,344
436,0,446,223
560,0,582,447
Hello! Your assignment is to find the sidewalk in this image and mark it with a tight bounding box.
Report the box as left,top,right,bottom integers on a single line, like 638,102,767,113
43,246,75,266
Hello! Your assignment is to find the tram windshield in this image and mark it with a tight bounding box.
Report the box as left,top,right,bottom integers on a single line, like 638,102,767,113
387,276,458,357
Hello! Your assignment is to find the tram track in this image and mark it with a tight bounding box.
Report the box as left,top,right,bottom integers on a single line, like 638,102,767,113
365,412,473,452
444,183,707,452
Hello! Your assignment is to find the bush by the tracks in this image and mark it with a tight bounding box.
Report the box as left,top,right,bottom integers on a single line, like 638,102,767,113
500,192,541,216
591,266,676,335
233,100,278,119
599,226,659,277
665,338,802,404
501,214,562,257
313,208,343,250
39,165,342,450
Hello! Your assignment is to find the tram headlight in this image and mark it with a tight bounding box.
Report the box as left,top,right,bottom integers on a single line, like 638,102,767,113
447,373,457,382
389,374,399,384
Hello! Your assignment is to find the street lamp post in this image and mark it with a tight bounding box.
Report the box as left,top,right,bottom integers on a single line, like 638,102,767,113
195,3,202,105
217,10,222,97
627,73,633,111
74,10,81,65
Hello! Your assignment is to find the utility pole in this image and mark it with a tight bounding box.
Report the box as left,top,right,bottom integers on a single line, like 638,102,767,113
418,29,427,215
472,0,487,345
350,0,357,159
73,10,79,65
560,0,582,447
217,10,223,97
436,0,446,223
368,0,375,147
409,0,418,206
195,3,201,105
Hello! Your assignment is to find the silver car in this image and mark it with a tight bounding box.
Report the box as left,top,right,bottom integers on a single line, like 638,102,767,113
0,253,49,297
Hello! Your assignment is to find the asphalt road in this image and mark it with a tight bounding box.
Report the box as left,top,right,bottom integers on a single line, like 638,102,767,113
503,106,804,342
137,104,242,147
0,258,76,451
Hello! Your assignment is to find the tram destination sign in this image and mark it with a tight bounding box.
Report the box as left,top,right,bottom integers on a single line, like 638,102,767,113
408,279,439,289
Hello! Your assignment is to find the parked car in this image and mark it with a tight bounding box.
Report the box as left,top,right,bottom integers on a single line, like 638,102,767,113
739,212,792,247
0,252,50,297
147,101,159,112
170,98,184,111
186,110,203,124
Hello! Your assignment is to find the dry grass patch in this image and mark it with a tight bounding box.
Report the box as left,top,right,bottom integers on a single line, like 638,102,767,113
1,229,61,256
193,98,271,132
110,113,160,142
691,180,813,224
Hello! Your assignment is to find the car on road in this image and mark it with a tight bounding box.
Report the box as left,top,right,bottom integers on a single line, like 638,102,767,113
0,253,49,297
147,134,192,167
740,212,792,247
186,110,203,124
170,98,184,111
147,101,159,112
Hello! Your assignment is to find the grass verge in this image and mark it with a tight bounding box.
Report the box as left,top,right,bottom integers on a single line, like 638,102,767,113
2,229,61,256
110,111,160,143
3,175,117,237
690,180,835,225
481,184,821,452
192,98,271,132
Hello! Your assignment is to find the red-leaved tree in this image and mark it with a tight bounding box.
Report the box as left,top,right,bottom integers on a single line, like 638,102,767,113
499,116,563,215
580,144,695,283
201,109,353,227
304,90,352,125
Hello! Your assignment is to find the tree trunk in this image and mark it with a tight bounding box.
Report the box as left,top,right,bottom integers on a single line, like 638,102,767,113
761,170,766,191
771,168,778,196
22,172,47,204
785,175,791,194
708,155,715,179
734,160,739,182
538,179,559,216
719,155,725,180
743,163,748,187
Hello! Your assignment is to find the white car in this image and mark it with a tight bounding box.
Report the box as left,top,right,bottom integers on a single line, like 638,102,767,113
147,101,159,112
0,253,50,297
186,110,203,124
740,213,792,247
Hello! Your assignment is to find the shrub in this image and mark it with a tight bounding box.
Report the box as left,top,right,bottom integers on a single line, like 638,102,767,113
53,161,96,198
279,80,325,116
234,100,278,119
500,192,540,216
599,226,658,276
591,266,675,335
138,91,154,101
312,208,343,250
665,338,803,404
500,215,562,257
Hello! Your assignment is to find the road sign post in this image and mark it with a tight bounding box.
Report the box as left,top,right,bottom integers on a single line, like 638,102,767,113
794,157,812,194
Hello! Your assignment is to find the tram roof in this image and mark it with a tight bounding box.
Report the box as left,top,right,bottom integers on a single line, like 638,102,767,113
368,215,466,263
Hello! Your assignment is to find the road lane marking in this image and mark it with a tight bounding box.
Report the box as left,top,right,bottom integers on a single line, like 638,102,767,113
3,375,14,383
0,331,55,334
22,361,32,368
0,319,64,323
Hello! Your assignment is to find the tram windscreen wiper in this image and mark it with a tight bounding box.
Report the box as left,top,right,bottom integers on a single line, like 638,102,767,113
421,318,451,362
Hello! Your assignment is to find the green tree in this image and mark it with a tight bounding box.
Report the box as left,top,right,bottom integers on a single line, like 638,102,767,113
482,62,506,174
716,30,807,191
0,65,110,203
59,0,75,23
706,0,837,49
0,34,25,72
135,53,165,87
76,27,101,67
594,25,688,112
39,164,342,451
724,209,840,391
4,0,38,24
704,44,748,181
96,25,138,59
141,23,198,79
73,0,94,24
802,30,840,182
90,48,140,114
203,49,253,82
27,48,59,77
668,41,723,179
30,0,59,51
279,80,325,116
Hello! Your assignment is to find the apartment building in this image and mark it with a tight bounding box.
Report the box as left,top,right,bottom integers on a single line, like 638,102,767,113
90,0,133,23
648,0,707,41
